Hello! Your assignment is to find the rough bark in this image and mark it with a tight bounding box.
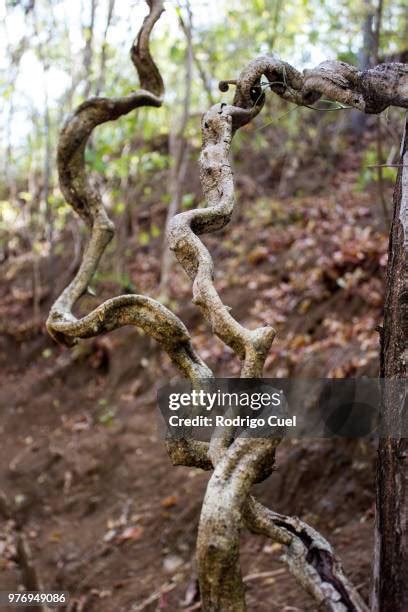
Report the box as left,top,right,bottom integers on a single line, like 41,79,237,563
372,119,408,612
166,99,276,612
220,57,408,120
245,498,369,612
168,103,275,375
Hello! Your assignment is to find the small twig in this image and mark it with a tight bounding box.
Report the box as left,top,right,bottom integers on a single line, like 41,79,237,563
243,568,286,583
16,533,49,612
255,106,300,131
303,102,352,111
255,99,351,133
260,79,285,89
376,116,391,227
355,581,368,591
366,163,407,168
0,489,12,519
183,603,202,612
131,582,176,611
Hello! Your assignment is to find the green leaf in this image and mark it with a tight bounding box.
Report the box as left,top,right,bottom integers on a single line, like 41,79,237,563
139,231,150,246
182,193,195,209
99,408,116,425
151,224,161,238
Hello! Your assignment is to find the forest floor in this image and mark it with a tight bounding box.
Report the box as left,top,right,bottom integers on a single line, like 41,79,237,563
0,130,396,611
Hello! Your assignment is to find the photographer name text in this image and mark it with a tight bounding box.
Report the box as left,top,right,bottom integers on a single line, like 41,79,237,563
167,414,297,428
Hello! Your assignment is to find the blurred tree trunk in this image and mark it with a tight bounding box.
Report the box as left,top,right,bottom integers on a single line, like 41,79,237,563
179,17,214,107
269,0,283,51
33,0,55,295
372,118,408,612
360,0,376,69
82,0,97,98
3,9,26,222
43,84,54,293
95,0,115,96
351,0,377,134
159,1,193,297
372,0,389,227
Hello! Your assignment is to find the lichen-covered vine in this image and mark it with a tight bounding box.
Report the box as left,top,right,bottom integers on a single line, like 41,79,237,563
47,6,408,610
46,0,210,383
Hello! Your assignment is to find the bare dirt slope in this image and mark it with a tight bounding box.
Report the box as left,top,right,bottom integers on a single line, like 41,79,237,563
0,347,374,611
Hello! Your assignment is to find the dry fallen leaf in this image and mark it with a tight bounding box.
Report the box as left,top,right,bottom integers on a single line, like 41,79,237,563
163,554,183,573
49,531,62,542
263,542,283,555
160,494,178,508
116,526,144,543
247,245,269,265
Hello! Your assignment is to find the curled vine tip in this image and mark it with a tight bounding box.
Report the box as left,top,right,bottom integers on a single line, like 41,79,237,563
219,79,237,92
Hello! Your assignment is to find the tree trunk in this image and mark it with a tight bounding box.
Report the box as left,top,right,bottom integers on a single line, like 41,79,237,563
95,0,115,96
372,119,408,611
351,0,376,134
82,0,97,99
159,1,193,297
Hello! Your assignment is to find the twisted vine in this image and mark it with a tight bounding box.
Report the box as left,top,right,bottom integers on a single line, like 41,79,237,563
47,6,408,610
46,0,211,384
166,57,407,611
